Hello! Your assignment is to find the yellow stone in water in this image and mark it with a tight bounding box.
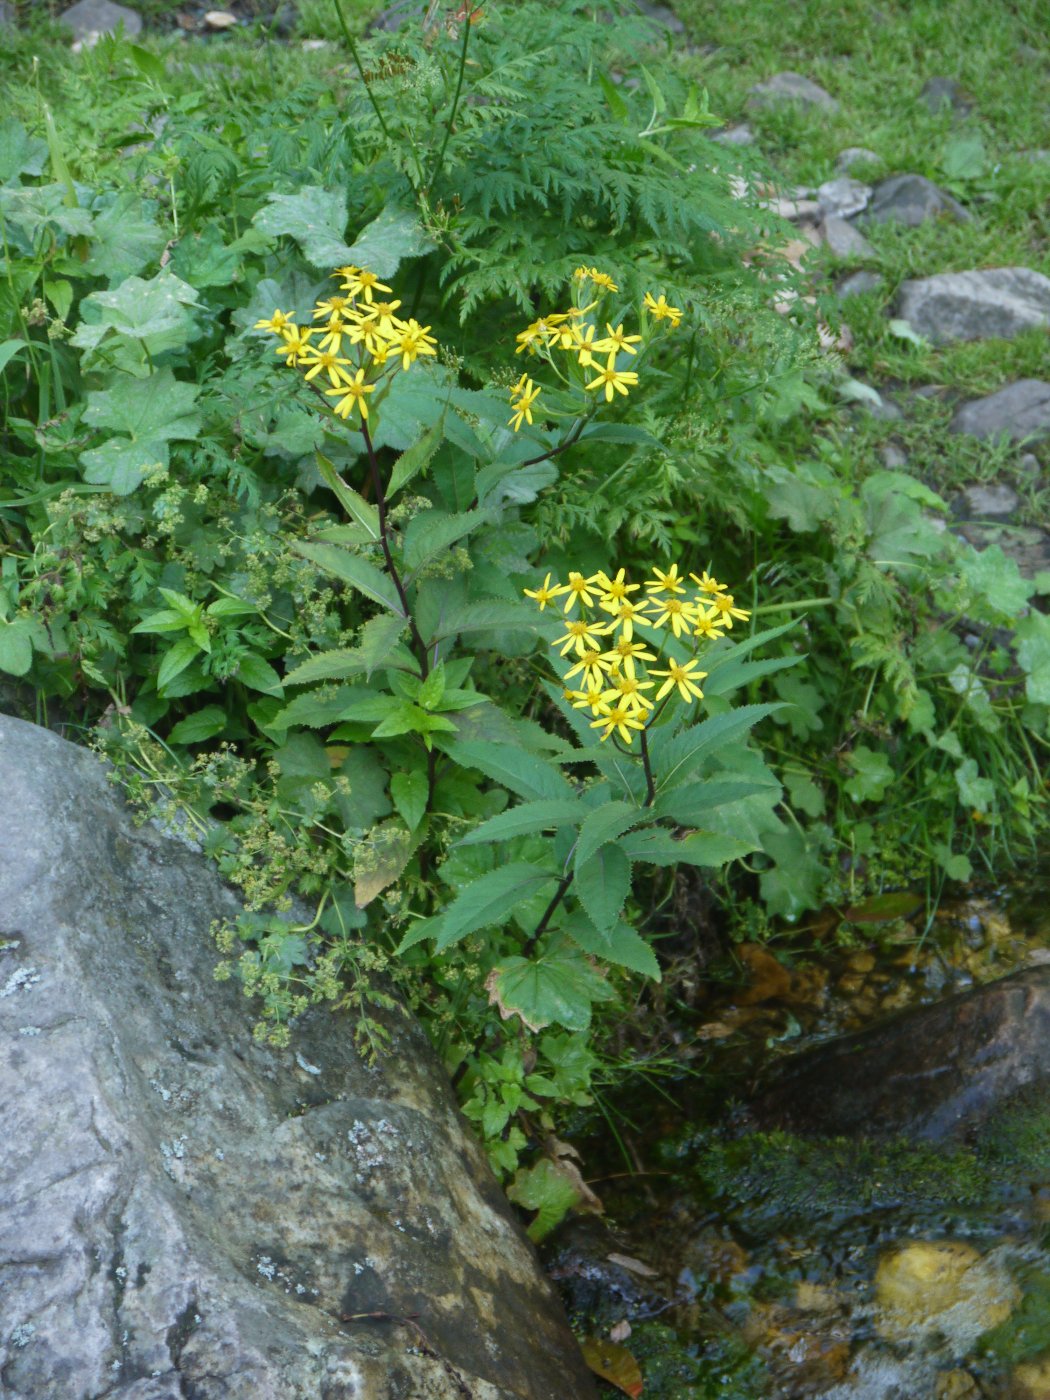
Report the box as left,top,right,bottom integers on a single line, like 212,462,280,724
934,1369,979,1400
1014,1354,1050,1400
874,1241,1018,1341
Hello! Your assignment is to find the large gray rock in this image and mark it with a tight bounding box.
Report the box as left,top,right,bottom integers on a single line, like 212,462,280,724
863,173,969,226
59,0,142,38
746,966,1050,1141
747,71,839,114
950,379,1050,442
821,214,875,259
817,176,871,219
896,268,1050,344
0,715,595,1400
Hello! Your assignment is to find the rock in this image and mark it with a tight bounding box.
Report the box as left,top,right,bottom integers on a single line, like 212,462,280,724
881,444,908,469
0,1,12,23
366,0,421,34
1020,453,1041,481
203,9,238,28
636,0,685,32
956,522,1050,581
863,173,969,226
896,268,1050,344
821,215,876,259
920,77,974,117
950,380,1050,442
817,176,871,219
874,1241,1017,1344
59,0,142,39
836,146,880,174
745,965,1050,1141
711,123,755,146
747,71,840,114
1014,1355,1050,1400
837,270,884,298
0,714,595,1400
959,482,1021,518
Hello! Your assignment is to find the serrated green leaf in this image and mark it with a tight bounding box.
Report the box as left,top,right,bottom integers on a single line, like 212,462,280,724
457,798,584,847
293,540,405,615
427,597,541,644
489,942,615,1032
574,800,646,872
0,339,27,373
620,829,755,867
573,843,631,931
432,862,557,951
391,770,429,832
354,818,423,907
650,704,782,793
342,201,435,278
0,619,34,676
316,453,379,540
844,745,894,802
403,508,486,575
157,637,202,691
387,416,445,499
235,654,284,695
650,778,778,825
507,1159,583,1243
441,739,572,801
418,660,446,710
168,705,228,744
561,909,660,979
79,368,201,495
253,186,354,268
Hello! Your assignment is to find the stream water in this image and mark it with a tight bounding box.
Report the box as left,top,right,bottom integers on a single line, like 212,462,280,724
554,873,1050,1399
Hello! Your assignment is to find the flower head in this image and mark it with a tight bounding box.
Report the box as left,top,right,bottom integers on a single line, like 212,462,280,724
343,269,392,303
254,309,294,335
389,318,438,371
643,292,683,328
650,659,708,704
603,322,643,356
588,267,619,292
552,617,610,659
509,377,542,431
325,367,375,421
706,593,751,629
563,570,600,613
645,563,687,596
523,572,569,611
590,704,646,745
274,325,314,364
585,356,639,403
298,347,354,388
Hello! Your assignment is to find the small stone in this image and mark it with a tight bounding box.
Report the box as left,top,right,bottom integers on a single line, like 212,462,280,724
712,123,755,146
747,71,840,114
935,1371,980,1400
1012,1354,1050,1400
920,77,974,117
1019,453,1041,482
204,9,238,27
301,37,329,49
950,380,1050,443
836,146,879,174
881,444,908,469
959,483,1021,518
896,269,1050,344
821,215,875,259
874,1241,1018,1343
837,270,883,299
817,176,872,219
863,173,969,227
59,0,142,39
636,0,685,33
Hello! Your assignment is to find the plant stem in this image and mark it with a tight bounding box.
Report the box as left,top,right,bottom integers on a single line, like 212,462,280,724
332,0,392,140
521,873,573,958
640,726,657,806
423,2,474,198
751,596,833,615
520,414,591,468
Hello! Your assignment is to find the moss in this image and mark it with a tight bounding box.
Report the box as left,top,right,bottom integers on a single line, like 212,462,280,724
625,1322,769,1400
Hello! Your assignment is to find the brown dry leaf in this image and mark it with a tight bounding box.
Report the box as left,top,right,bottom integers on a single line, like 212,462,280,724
694,1020,737,1040
776,238,814,270
607,1253,658,1278
580,1338,644,1399
737,943,792,1004
353,820,416,908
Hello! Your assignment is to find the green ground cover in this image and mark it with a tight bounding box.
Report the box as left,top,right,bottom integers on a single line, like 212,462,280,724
0,0,1048,1235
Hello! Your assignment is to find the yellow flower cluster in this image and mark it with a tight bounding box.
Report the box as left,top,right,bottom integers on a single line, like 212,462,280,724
253,265,438,422
524,565,750,745
507,268,683,430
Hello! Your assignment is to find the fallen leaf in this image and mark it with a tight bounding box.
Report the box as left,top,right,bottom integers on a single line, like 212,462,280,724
844,891,923,924
607,1253,658,1278
581,1338,643,1398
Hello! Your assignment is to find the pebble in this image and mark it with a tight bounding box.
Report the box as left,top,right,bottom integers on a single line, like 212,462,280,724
747,71,840,114
821,215,875,259
950,379,1050,442
59,0,141,39
863,173,969,227
960,483,1021,519
712,124,756,146
837,270,884,299
817,177,872,219
896,268,1050,344
874,1241,1018,1343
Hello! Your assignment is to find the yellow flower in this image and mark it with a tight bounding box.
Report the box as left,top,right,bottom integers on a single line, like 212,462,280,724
591,703,646,745
274,325,314,364
690,569,728,596
509,377,542,431
585,355,639,402
552,617,610,658
515,317,563,355
601,674,655,714
563,323,612,368
572,265,591,282
564,647,612,687
596,568,641,608
298,347,354,388
562,570,600,613
603,322,642,356
588,267,619,292
325,368,375,421
343,269,392,303
643,292,683,328
332,263,361,284
254,309,294,335
317,315,348,353
604,598,646,640
568,681,609,715
650,659,708,704
706,593,751,628
600,636,656,680
645,594,697,638
524,572,569,611
312,296,351,320
388,318,438,371
645,563,687,596
369,299,404,336
693,608,727,641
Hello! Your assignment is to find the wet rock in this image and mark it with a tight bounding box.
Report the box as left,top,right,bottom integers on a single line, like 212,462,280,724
747,71,840,114
895,268,1050,344
59,0,142,39
818,176,872,219
959,482,1021,518
874,1241,1017,1344
0,714,594,1400
712,123,755,146
836,146,880,174
920,77,974,117
935,1371,980,1400
746,965,1050,1141
863,173,969,226
838,270,884,298
822,215,876,259
1014,1355,1050,1400
950,379,1050,443
544,1219,663,1329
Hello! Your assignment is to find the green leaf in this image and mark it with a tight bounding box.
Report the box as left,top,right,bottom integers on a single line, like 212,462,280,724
574,800,646,871
427,597,540,644
387,417,445,499
844,745,894,802
959,544,1033,618
561,909,660,979
253,186,354,268
371,700,454,740
507,1159,584,1243
1016,613,1050,705
620,829,755,867
79,368,201,495
168,705,227,743
417,660,446,710
157,637,202,692
293,540,405,615
650,778,779,825
285,615,410,685
0,118,47,182
934,843,972,882
650,704,782,793
82,194,167,281
271,685,363,729
489,943,614,1032
72,272,199,368
441,740,572,801
354,818,421,907
573,843,631,931
458,798,584,847
0,619,34,676
391,771,429,832
432,862,557,951
342,201,435,278
955,757,995,813
316,453,379,540
0,339,27,374
234,654,284,695
403,509,486,575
